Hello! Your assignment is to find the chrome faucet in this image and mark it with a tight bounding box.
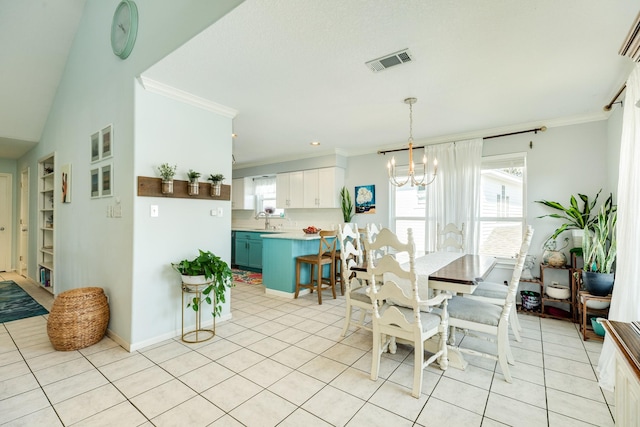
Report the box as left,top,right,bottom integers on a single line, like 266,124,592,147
255,211,270,230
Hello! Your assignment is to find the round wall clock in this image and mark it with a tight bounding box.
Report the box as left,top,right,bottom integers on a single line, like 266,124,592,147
111,0,138,59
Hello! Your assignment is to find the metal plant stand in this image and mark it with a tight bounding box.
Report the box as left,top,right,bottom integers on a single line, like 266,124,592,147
181,280,216,343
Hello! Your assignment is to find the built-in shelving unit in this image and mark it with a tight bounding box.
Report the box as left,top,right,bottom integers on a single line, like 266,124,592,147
38,153,55,293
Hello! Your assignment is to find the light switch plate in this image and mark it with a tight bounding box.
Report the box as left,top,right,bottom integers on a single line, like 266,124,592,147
150,205,159,217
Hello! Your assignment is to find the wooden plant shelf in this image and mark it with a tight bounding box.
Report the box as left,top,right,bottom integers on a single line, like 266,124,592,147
137,176,230,200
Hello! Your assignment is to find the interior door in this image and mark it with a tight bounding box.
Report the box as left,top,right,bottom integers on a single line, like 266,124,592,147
0,174,12,272
19,168,29,276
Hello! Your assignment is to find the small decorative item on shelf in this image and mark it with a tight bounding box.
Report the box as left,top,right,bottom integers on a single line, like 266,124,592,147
546,283,571,299
158,163,177,195
591,317,606,336
208,174,224,197
542,238,568,267
521,255,536,279
187,170,201,196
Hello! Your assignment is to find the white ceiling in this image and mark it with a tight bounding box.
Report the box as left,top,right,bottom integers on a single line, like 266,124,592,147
2,0,638,165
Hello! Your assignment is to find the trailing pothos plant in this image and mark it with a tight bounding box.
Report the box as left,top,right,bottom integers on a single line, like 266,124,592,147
172,249,234,317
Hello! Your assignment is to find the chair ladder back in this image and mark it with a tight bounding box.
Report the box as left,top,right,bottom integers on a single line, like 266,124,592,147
318,230,336,258
502,226,534,317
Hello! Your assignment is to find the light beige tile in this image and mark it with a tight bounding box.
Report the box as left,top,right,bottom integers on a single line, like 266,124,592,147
240,358,293,388
159,349,211,377
322,342,367,365
200,374,263,412
230,389,297,426
271,327,310,344
430,376,489,415
196,338,242,360
490,376,547,409
299,355,348,383
178,360,235,393
216,347,265,373
269,370,325,406
130,379,196,420
416,397,482,427
54,383,126,426
141,340,191,364
330,366,383,400
548,410,603,426
43,369,109,404
152,395,224,426
544,354,597,380
78,336,121,356
542,341,591,363
545,369,606,402
442,361,493,389
368,380,428,420
301,385,365,427
0,360,30,381
0,406,62,427
84,345,135,367
546,388,614,426
350,401,414,426
0,372,40,400
247,336,290,357
25,348,82,371
98,353,155,382
224,328,268,347
113,365,173,398
485,392,547,426
278,408,333,427
270,345,316,369
0,388,51,424
75,401,147,427
33,356,95,386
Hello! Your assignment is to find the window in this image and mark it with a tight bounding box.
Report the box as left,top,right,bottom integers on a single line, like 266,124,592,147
478,153,526,258
392,181,429,256
254,176,284,217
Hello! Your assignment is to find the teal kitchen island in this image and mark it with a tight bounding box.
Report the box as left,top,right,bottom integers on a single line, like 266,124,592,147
261,232,331,297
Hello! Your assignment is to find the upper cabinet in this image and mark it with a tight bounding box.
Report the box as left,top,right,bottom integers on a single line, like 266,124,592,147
278,167,344,209
232,178,255,210
276,171,304,209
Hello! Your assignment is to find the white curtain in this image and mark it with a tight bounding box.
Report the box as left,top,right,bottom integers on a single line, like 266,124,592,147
598,63,640,391
424,138,483,253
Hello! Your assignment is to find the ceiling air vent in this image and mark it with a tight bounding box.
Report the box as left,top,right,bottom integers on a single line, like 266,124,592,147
365,49,413,73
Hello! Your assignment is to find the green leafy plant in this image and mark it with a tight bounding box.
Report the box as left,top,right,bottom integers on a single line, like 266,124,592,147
582,205,617,274
158,163,177,181
535,189,613,243
187,169,201,183
172,250,234,317
340,186,354,223
208,173,225,183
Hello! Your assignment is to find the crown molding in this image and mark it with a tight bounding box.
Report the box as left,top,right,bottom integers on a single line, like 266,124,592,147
137,75,238,119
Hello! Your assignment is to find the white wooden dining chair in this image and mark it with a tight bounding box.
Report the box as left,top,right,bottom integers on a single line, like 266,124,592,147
437,222,465,252
365,228,451,398
463,228,535,342
445,226,533,383
337,223,371,336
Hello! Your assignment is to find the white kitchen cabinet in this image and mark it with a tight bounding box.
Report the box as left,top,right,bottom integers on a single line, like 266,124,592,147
303,167,344,208
276,171,304,208
231,178,255,210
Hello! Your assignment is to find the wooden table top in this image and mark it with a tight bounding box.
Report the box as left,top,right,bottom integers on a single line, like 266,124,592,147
428,254,497,285
603,320,640,381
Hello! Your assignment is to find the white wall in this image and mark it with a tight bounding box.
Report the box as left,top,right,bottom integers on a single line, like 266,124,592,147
132,84,232,347
15,0,244,348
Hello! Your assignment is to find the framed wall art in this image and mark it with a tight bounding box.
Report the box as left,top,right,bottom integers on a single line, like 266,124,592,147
101,124,113,159
61,164,71,203
90,168,100,198
101,164,113,197
90,132,100,163
355,185,376,214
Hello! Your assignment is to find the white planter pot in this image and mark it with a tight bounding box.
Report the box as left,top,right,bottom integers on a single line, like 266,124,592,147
181,275,210,285
571,229,584,249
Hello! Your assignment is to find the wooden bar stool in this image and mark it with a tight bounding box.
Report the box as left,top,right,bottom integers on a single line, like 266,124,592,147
295,230,337,304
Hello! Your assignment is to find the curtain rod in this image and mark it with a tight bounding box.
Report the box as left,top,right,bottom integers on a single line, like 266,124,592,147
603,84,626,111
377,125,547,155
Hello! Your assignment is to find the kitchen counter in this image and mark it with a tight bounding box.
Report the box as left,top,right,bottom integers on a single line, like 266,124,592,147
261,233,329,296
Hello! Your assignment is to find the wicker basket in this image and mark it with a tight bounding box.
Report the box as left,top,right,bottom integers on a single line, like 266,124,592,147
47,287,110,351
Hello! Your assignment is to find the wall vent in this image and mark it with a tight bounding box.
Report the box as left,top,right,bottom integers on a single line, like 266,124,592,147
365,49,413,73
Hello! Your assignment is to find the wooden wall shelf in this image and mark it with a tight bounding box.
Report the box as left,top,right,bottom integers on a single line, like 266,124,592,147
137,176,231,200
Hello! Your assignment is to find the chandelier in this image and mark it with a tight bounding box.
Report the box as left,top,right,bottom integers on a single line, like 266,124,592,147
387,97,437,187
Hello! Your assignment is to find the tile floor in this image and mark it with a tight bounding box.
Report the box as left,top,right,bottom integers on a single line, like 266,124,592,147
0,271,614,426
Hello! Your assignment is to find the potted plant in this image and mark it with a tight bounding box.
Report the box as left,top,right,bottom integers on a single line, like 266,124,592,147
187,169,201,196
172,249,234,317
535,189,613,248
208,173,225,197
158,163,177,194
582,204,617,296
340,186,354,223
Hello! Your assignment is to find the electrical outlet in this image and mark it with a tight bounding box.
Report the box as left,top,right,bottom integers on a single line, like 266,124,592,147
217,207,223,217
210,209,217,216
